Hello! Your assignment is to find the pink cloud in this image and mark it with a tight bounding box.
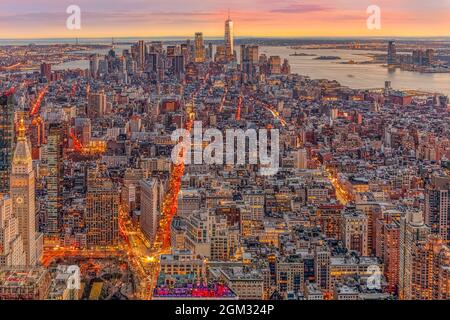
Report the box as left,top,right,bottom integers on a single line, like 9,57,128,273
270,4,330,13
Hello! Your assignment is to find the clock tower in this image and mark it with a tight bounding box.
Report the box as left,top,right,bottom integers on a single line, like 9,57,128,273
10,118,40,265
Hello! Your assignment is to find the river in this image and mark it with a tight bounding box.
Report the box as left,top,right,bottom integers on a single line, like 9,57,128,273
53,45,450,96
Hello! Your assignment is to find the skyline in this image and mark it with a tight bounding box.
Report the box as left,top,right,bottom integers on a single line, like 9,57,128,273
1,0,450,39
1,2,450,302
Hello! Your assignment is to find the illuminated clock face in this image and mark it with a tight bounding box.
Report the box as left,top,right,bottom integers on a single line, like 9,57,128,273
16,197,24,205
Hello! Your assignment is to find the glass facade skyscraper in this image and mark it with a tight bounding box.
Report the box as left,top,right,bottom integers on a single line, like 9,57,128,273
0,94,16,193
224,14,234,61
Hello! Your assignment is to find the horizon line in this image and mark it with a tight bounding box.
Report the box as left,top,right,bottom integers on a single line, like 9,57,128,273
2,35,450,41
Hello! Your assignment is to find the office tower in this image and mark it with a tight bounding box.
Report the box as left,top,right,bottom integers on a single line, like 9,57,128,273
387,40,397,66
180,43,190,64
281,59,291,74
207,43,213,60
294,148,308,169
173,55,185,79
224,14,234,61
140,179,159,243
341,209,368,256
147,52,158,73
98,59,108,75
399,211,430,300
10,119,40,265
240,45,247,67
89,54,99,78
410,235,450,300
0,93,15,193
247,45,259,65
137,40,146,70
0,194,25,267
194,32,205,63
241,45,259,77
314,246,331,292
377,217,400,294
412,49,434,66
45,124,62,236
86,169,119,247
30,116,45,160
425,49,434,66
40,63,52,81
268,56,281,75
259,53,268,65
424,175,450,242
214,45,227,63
87,91,107,118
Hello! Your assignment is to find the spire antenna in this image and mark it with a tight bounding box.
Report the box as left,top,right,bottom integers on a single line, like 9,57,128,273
18,117,26,140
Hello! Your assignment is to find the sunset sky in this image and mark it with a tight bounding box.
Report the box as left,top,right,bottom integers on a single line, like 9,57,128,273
1,0,449,38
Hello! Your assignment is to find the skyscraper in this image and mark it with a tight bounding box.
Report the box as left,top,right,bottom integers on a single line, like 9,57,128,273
0,194,26,267
314,246,331,292
87,91,107,118
281,59,291,75
268,56,282,75
294,148,308,170
89,54,99,78
45,124,62,236
240,45,259,77
194,33,205,63
86,168,119,247
341,209,369,256
0,93,15,193
147,52,158,73
224,13,234,61
398,211,430,300
140,179,159,243
10,119,41,265
40,63,52,81
137,40,146,70
377,217,400,294
425,175,450,242
173,55,185,80
410,235,450,300
387,40,397,66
